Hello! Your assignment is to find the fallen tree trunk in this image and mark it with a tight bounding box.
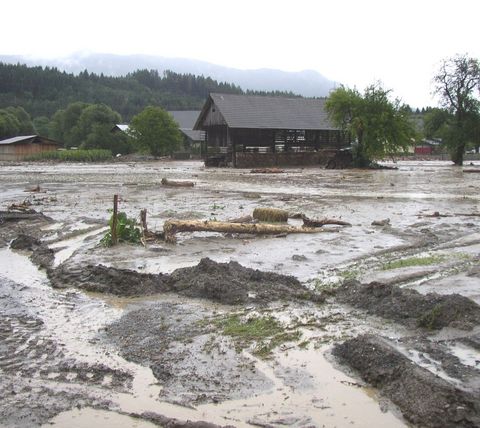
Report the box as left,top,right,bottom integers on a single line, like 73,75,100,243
163,219,334,243
161,178,195,187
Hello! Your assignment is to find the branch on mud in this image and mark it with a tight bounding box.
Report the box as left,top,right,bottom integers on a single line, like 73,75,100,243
301,215,352,228
163,219,337,244
419,211,480,218
161,177,195,187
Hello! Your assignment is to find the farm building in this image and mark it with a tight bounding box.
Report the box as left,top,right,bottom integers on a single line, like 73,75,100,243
194,93,350,167
0,135,62,161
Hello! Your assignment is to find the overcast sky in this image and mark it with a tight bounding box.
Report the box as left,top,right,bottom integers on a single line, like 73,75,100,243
2,0,479,107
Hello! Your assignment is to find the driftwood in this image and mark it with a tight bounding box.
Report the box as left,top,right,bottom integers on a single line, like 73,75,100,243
250,168,285,174
419,211,480,218
163,219,335,244
463,169,480,174
301,215,351,227
161,178,195,187
24,185,44,193
228,214,254,223
8,201,33,212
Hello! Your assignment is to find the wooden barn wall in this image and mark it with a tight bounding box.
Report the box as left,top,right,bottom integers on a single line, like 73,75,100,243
0,143,58,161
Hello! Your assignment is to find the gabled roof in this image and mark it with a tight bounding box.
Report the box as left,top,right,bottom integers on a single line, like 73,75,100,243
194,93,338,131
0,135,61,146
112,124,130,132
169,111,205,142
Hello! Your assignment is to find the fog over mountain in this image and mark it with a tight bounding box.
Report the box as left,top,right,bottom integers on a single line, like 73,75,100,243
0,53,336,97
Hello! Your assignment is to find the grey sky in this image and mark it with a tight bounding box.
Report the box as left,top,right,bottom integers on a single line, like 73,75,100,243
2,0,479,107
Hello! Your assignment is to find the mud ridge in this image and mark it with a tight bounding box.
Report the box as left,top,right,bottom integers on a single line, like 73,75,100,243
48,257,323,304
10,234,55,269
333,334,480,428
336,280,480,330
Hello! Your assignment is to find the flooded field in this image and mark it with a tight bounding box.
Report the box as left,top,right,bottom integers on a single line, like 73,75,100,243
0,160,479,427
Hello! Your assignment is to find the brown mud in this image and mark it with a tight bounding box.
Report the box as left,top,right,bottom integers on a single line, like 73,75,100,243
46,257,322,303
336,279,480,330
0,160,480,427
333,334,480,428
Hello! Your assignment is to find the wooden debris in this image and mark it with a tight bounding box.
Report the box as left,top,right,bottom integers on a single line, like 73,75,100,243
8,200,33,212
419,211,480,218
250,168,285,174
24,185,44,193
301,215,351,228
161,178,195,187
463,169,480,173
253,207,289,223
228,214,254,223
372,218,391,226
163,219,335,244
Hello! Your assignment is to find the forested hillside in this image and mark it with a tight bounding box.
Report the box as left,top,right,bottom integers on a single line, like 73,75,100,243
0,63,249,120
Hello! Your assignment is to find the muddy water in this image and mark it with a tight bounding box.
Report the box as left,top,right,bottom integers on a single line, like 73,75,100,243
1,160,480,427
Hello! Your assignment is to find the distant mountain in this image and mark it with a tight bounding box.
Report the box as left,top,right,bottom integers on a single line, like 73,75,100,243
0,53,336,97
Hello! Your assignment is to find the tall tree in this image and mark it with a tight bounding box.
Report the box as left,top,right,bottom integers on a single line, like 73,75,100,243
129,106,182,157
326,83,415,166
433,54,480,165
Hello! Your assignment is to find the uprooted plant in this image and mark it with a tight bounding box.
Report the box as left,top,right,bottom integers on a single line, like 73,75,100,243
101,211,142,247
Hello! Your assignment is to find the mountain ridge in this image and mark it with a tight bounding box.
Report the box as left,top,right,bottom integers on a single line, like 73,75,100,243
0,52,336,97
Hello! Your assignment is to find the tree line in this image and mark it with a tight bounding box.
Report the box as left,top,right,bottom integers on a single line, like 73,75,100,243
0,55,478,164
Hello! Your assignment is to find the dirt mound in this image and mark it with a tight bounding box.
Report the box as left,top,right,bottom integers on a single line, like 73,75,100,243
168,258,323,305
10,233,55,269
333,334,480,428
47,258,322,304
47,264,170,297
336,280,480,330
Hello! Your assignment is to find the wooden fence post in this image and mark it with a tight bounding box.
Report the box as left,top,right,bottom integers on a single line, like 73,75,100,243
111,194,119,245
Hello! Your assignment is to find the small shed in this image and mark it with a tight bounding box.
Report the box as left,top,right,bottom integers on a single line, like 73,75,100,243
194,93,349,167
0,135,62,161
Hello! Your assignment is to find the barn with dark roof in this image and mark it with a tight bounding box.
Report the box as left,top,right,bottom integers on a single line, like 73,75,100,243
194,93,349,167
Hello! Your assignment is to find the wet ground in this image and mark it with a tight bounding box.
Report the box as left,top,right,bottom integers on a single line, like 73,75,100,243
0,159,479,427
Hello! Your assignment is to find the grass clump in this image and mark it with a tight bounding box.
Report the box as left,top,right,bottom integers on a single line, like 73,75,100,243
216,314,301,358
382,255,445,271
101,211,142,247
417,304,444,330
26,149,112,162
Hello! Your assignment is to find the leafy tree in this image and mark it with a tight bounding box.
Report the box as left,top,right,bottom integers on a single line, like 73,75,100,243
433,54,480,165
70,103,121,148
325,83,415,166
129,106,182,157
33,116,51,137
50,102,89,146
5,106,35,134
0,109,21,138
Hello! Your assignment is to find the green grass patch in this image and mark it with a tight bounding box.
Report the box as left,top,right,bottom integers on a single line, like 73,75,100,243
26,149,112,162
382,255,445,270
216,314,301,358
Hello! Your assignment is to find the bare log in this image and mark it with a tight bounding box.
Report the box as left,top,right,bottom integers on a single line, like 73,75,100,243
250,168,285,174
161,178,195,187
163,219,335,244
301,215,351,227
463,169,480,173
